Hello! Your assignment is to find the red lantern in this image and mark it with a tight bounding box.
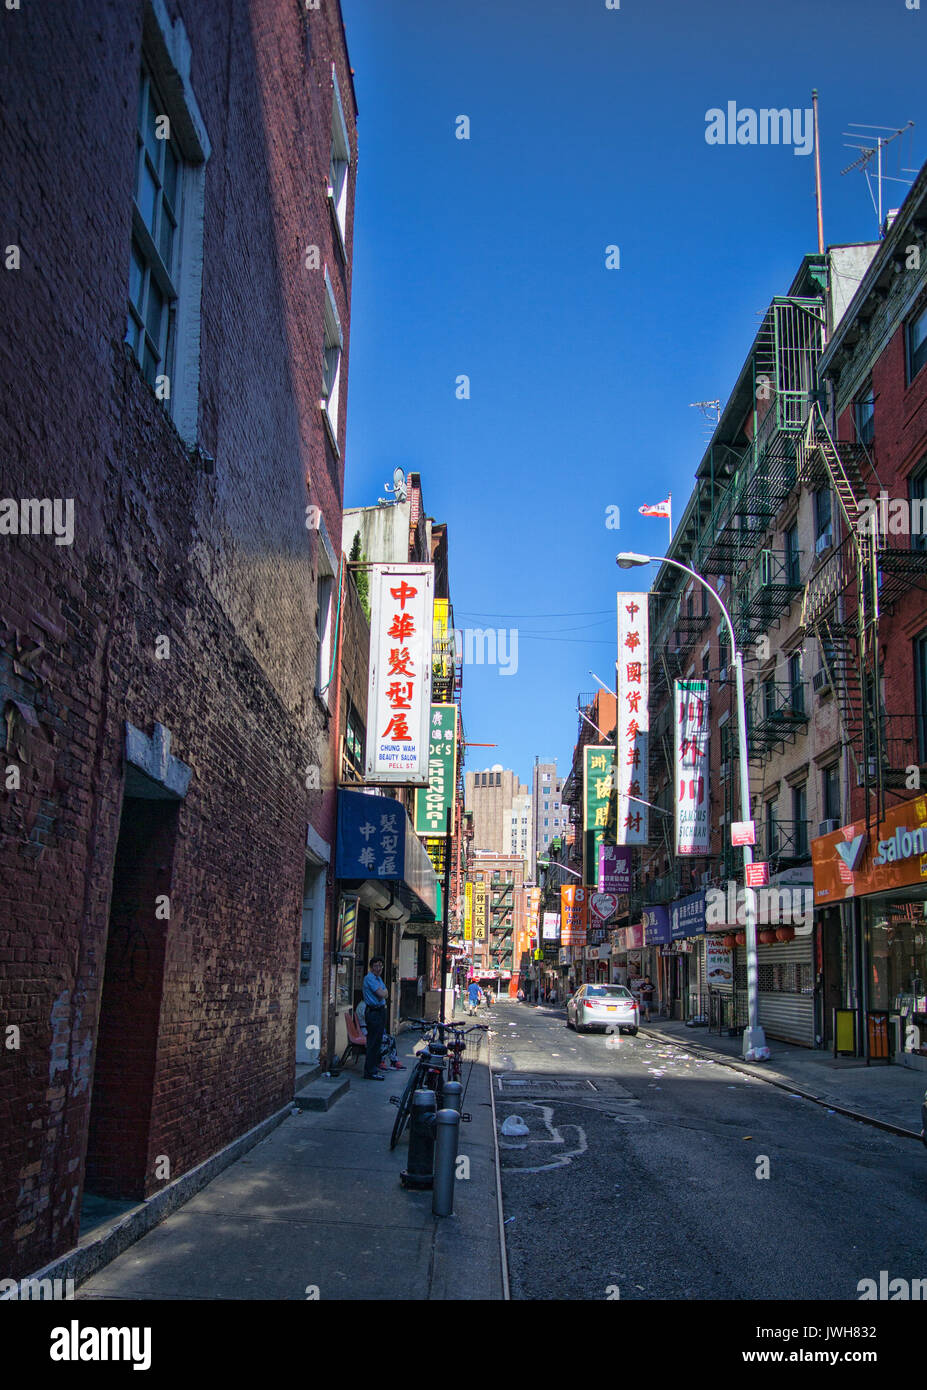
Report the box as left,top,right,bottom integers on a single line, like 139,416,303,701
735,931,746,947
759,929,776,945
722,934,738,949
776,926,795,942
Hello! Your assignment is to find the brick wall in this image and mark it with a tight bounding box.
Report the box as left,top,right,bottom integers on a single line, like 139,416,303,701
0,0,357,1276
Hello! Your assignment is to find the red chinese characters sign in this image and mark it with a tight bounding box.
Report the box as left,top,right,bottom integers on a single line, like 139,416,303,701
674,679,710,854
365,564,434,784
616,592,649,845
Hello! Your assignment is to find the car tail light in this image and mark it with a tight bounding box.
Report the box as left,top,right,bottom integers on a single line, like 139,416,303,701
584,999,596,1008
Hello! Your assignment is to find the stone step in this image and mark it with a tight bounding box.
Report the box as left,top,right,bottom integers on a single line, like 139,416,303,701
293,1074,351,1112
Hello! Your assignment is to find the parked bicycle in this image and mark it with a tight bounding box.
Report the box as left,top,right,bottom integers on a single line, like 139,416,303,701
388,1018,488,1150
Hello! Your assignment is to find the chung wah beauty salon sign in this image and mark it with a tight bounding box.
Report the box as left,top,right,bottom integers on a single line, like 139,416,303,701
674,679,710,855
366,564,434,785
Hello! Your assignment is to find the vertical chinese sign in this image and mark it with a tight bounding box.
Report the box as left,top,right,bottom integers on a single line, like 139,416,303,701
473,886,487,944
414,704,457,836
560,885,588,950
366,564,434,784
674,679,710,854
583,745,614,881
616,592,649,844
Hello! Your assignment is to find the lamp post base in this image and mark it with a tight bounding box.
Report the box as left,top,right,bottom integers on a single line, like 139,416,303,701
742,1025,770,1061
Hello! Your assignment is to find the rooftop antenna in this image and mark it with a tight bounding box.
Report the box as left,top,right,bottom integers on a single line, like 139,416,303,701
841,121,915,235
690,399,721,447
378,466,408,506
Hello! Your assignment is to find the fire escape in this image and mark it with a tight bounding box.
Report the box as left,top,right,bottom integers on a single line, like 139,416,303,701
798,401,927,820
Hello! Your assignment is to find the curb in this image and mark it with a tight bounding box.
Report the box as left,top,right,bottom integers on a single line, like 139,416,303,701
641,1026,923,1142
486,1027,511,1301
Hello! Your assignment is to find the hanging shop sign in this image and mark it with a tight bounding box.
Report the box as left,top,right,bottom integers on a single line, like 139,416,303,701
414,703,457,835
473,885,488,941
670,889,706,940
560,885,588,948
542,911,560,942
643,905,672,946
365,564,434,784
616,592,649,845
584,745,614,879
590,892,620,927
598,844,632,895
464,882,472,940
674,679,710,854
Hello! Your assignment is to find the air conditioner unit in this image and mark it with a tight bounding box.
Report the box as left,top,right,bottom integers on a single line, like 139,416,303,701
812,669,833,694
815,529,833,556
818,818,839,836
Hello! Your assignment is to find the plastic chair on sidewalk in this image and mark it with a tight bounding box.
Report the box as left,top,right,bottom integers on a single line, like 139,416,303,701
340,1010,367,1069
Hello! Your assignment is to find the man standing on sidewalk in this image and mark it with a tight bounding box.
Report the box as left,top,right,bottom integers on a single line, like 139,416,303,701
363,956,388,1080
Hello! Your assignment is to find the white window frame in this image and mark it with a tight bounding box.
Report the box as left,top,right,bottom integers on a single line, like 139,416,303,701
314,510,338,708
320,268,343,454
328,65,351,253
128,0,211,446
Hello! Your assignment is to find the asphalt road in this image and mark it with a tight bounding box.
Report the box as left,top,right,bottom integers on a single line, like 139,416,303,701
488,1000,927,1302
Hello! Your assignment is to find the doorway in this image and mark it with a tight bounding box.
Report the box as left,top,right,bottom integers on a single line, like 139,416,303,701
295,858,326,1067
84,794,178,1203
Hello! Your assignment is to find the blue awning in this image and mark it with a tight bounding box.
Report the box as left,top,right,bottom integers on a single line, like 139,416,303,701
336,788,438,919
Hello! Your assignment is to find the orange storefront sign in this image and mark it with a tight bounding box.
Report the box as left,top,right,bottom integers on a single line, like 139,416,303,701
812,795,927,904
560,885,589,948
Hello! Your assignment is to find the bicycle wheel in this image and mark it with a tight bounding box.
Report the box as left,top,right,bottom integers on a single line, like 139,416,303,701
389,1061,425,1149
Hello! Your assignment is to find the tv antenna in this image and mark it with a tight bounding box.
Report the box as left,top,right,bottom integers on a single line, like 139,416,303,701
378,466,408,506
690,399,721,446
841,121,916,235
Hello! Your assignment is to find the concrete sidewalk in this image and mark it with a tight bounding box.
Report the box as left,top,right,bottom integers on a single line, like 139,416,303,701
74,1026,505,1301
641,1018,927,1139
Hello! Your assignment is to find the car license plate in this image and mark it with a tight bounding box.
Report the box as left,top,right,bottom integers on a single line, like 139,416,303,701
606,1005,617,1011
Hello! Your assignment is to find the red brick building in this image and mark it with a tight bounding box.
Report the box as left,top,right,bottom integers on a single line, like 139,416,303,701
0,0,357,1277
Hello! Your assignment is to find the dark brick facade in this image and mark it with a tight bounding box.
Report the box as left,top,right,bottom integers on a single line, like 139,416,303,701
0,0,356,1276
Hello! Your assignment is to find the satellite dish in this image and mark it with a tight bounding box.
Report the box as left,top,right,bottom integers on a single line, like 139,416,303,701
393,467,405,489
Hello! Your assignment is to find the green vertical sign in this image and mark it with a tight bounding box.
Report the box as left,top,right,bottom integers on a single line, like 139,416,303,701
415,703,457,836
584,745,614,884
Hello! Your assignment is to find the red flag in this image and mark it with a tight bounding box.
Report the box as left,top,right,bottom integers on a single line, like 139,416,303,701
639,497,671,517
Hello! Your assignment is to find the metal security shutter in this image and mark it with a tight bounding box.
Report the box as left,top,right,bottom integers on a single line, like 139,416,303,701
752,936,814,1046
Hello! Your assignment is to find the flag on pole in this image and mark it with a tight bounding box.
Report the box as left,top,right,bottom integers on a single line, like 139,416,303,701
638,497,671,517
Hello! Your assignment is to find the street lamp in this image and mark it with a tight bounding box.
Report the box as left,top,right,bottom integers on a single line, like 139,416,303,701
616,551,768,1061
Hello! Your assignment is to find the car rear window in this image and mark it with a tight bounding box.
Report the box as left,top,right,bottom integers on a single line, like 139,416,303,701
586,986,632,998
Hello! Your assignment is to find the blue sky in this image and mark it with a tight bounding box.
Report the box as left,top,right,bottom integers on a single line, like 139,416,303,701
340,0,925,787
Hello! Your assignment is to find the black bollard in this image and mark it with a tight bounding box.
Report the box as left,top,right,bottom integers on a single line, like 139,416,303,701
400,1088,436,1190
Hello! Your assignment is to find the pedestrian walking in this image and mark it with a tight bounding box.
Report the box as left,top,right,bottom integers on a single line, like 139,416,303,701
362,956,388,1080
466,980,482,1016
639,975,655,1022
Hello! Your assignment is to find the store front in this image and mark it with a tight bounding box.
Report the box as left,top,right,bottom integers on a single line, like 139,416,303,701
334,789,439,1058
668,889,706,1020
702,870,815,1046
643,906,671,1012
812,799,927,1067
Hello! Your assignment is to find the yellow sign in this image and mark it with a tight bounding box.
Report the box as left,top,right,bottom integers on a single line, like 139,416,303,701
473,884,487,942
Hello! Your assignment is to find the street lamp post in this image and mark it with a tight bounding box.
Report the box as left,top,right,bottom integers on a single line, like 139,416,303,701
616,551,768,1061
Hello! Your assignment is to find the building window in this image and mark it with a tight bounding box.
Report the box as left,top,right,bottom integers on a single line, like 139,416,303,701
762,675,776,720
909,462,927,554
792,783,808,858
321,270,343,449
764,800,778,858
822,764,840,823
475,872,483,882
854,389,875,447
328,66,351,250
916,633,927,763
907,302,927,383
788,651,804,714
124,4,210,445
126,64,184,394
315,573,334,704
814,487,832,542
784,521,800,586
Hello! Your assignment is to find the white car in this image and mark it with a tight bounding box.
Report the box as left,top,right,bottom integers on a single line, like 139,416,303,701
567,984,639,1035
